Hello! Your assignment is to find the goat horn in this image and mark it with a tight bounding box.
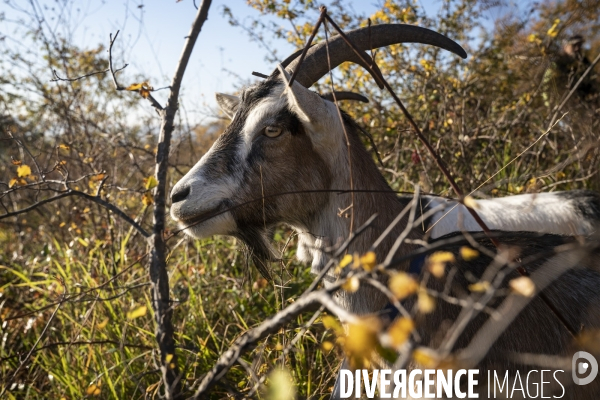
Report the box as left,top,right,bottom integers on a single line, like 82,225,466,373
280,24,467,88
321,91,369,103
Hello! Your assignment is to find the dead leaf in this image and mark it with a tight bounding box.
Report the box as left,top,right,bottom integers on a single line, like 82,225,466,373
469,281,490,292
142,192,154,206
359,251,377,271
342,276,360,293
418,290,436,314
387,317,414,347
389,272,418,300
509,276,535,297
460,246,479,261
126,81,153,99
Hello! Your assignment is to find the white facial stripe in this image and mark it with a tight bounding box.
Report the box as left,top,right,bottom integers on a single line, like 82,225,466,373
241,87,288,149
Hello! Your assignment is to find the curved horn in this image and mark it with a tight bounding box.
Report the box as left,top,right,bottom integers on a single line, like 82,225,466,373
281,24,467,88
321,91,369,103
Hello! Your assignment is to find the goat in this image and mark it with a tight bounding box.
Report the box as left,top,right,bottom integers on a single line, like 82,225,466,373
170,24,600,398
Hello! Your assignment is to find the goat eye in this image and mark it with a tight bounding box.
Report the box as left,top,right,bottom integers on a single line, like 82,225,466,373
264,126,283,138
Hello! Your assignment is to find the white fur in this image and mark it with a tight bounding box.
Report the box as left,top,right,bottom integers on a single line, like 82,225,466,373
242,90,288,148
170,146,239,237
425,192,595,239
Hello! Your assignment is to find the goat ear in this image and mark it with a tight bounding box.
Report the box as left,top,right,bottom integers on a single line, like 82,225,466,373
215,93,240,119
277,65,331,130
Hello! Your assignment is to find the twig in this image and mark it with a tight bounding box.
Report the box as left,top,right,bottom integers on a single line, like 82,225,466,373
50,64,128,82
0,340,153,362
0,189,150,238
287,8,326,87
189,290,358,398
147,1,212,398
108,31,125,90
548,50,600,128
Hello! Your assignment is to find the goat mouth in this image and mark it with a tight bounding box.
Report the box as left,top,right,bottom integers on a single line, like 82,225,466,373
176,203,227,228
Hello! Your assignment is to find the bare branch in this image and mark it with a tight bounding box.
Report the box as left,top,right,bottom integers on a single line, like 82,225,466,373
0,189,150,238
147,1,212,398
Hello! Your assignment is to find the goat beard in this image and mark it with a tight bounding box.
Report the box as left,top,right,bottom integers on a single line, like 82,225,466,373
235,225,277,280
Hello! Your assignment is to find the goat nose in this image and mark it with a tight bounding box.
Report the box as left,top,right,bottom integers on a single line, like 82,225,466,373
171,185,190,203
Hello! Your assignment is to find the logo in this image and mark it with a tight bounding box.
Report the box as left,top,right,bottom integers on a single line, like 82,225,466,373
572,351,598,385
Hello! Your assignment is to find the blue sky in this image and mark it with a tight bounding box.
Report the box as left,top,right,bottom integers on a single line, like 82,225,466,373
76,0,395,121
2,0,508,123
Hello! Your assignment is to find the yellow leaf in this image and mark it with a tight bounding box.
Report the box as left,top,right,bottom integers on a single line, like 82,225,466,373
58,144,70,150
127,305,147,319
17,165,31,178
322,315,343,336
126,81,154,98
274,343,284,351
413,347,439,368
427,251,455,278
389,272,419,300
342,276,360,293
266,368,296,400
428,261,446,278
429,251,455,264
418,290,436,314
463,195,479,210
321,341,334,352
509,276,535,297
9,178,17,188
59,222,66,228
344,319,380,366
83,207,90,213
126,82,145,91
92,173,106,181
339,254,353,268
142,192,154,206
351,252,361,269
469,281,490,292
547,19,560,37
460,246,479,261
97,318,109,329
86,384,101,396
359,251,377,271
144,175,158,190
165,353,174,363
387,317,414,347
